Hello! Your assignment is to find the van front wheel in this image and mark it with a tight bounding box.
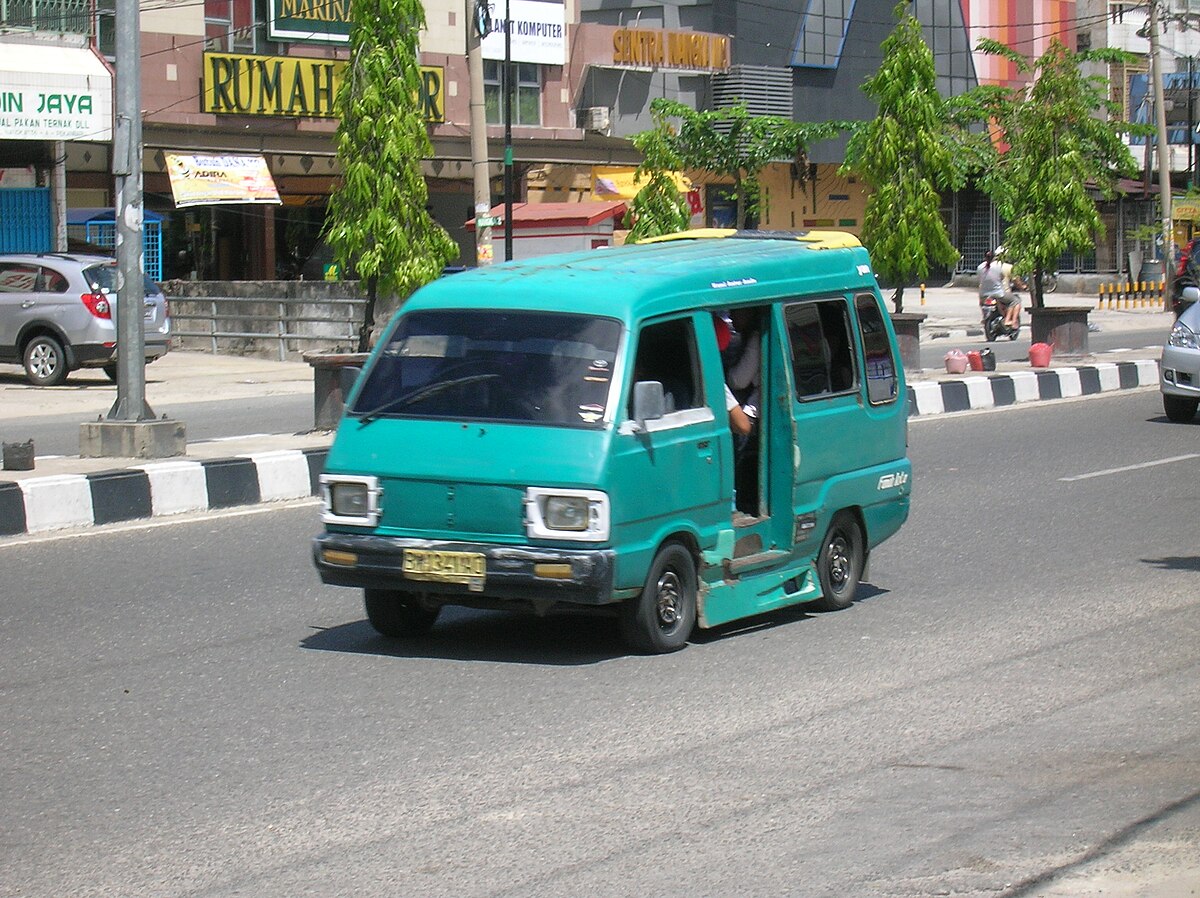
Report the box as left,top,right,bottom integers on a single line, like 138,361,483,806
363,589,440,637
620,542,696,654
811,512,864,612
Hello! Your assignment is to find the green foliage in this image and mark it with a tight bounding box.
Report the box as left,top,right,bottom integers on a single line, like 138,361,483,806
840,3,972,311
638,97,845,229
973,38,1139,306
325,0,457,347
625,112,691,242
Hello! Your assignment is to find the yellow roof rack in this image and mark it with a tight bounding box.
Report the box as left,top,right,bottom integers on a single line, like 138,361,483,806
636,228,862,250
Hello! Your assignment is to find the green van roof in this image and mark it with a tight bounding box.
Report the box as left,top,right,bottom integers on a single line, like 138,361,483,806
406,230,877,322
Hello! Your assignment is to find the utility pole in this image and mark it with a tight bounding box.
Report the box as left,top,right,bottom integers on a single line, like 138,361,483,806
1150,0,1176,297
468,0,493,266
80,0,184,458
503,0,514,261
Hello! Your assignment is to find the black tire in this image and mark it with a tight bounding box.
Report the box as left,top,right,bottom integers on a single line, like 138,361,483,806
810,512,865,612
1163,394,1199,423
1043,272,1058,293
619,541,697,654
22,334,69,387
102,364,118,382
363,589,440,637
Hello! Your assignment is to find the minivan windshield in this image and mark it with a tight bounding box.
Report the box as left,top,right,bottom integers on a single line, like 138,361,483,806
351,310,622,427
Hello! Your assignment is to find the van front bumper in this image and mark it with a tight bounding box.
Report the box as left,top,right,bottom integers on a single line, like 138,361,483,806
313,532,616,606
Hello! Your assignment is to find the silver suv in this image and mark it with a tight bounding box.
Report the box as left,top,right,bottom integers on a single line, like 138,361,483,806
0,253,171,386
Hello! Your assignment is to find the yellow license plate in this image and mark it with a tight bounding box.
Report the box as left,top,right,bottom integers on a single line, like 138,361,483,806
402,549,486,591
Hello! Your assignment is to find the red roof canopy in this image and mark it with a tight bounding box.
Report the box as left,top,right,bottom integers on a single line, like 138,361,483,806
466,200,627,231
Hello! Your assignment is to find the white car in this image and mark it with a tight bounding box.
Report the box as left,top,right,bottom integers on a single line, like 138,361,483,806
1160,297,1200,422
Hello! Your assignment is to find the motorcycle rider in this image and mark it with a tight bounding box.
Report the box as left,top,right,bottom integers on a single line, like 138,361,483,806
977,248,1021,333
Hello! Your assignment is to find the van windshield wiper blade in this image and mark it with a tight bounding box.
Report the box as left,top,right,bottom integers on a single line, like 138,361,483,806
356,373,501,424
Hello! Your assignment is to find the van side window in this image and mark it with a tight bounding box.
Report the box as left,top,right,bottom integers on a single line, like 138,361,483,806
784,300,857,400
628,317,702,415
855,293,899,404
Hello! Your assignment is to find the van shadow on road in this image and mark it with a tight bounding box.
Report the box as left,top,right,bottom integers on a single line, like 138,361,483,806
300,583,889,665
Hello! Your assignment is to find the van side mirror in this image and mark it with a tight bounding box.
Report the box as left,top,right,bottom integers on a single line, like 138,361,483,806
631,380,665,428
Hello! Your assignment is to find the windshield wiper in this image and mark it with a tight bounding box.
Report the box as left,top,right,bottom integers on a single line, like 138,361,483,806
356,373,501,424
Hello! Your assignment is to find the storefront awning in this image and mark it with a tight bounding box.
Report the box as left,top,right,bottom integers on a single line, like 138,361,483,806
0,43,112,142
165,153,281,208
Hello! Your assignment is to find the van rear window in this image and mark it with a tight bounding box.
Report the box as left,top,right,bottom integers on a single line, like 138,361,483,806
351,310,622,427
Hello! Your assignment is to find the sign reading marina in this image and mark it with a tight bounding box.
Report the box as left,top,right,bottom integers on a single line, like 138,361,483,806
268,0,350,43
202,53,445,123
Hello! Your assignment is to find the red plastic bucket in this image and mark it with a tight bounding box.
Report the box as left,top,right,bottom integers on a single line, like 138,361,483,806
1030,342,1054,368
966,350,983,371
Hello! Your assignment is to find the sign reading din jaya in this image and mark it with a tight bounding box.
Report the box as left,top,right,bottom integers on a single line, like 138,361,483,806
202,53,445,123
268,0,350,43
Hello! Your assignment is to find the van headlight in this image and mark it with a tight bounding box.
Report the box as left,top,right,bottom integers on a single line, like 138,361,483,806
320,474,381,526
524,488,609,542
1168,321,1200,350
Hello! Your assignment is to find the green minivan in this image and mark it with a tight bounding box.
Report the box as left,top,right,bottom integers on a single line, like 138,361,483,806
313,230,911,653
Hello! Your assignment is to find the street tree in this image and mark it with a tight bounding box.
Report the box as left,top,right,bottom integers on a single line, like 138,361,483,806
625,110,691,242
641,98,845,230
841,3,978,313
975,37,1139,308
325,0,458,351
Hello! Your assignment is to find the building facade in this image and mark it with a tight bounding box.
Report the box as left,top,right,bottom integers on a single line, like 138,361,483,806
2,0,1165,281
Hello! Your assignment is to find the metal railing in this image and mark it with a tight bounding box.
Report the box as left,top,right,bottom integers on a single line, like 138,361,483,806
167,295,368,360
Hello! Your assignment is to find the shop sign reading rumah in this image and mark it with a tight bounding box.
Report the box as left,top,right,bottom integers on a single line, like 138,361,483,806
202,53,445,123
268,0,351,43
611,27,731,72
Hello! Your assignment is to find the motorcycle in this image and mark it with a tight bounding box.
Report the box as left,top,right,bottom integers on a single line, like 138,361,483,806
982,297,1019,341
982,282,1023,342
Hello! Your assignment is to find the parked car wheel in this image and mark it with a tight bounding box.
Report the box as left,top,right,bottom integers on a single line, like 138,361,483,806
619,541,696,654
363,588,440,637
22,334,69,386
103,364,118,382
1163,394,1198,423
811,511,865,612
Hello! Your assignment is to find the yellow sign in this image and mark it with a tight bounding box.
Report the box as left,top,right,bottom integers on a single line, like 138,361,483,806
165,153,282,208
202,52,445,122
612,28,730,72
592,166,692,200
1174,196,1200,221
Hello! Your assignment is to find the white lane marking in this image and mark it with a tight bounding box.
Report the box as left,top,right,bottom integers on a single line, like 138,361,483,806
1059,453,1200,482
0,498,321,548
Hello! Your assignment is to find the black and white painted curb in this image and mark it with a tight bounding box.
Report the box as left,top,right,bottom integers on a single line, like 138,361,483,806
907,359,1159,417
0,448,328,538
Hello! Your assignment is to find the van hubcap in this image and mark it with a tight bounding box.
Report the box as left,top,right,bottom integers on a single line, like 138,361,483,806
655,570,682,628
827,534,851,589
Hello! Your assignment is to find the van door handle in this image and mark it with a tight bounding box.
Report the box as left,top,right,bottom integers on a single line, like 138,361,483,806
696,439,713,464
21,300,35,308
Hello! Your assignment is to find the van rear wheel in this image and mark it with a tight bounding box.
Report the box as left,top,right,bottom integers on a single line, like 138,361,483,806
363,589,440,637
619,542,696,654
811,512,864,612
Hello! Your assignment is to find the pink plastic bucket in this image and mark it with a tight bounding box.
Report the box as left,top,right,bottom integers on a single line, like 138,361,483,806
1029,342,1053,368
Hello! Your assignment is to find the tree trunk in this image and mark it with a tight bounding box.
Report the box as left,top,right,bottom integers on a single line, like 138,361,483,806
891,285,904,314
1032,270,1045,310
734,180,747,230
357,274,378,353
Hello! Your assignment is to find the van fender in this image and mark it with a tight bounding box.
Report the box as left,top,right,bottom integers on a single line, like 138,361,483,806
798,459,912,552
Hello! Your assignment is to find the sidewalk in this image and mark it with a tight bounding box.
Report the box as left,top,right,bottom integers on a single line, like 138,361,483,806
0,292,1168,539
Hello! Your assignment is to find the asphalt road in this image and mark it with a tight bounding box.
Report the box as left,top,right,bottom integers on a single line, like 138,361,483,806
2,392,314,457
1,388,1197,897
